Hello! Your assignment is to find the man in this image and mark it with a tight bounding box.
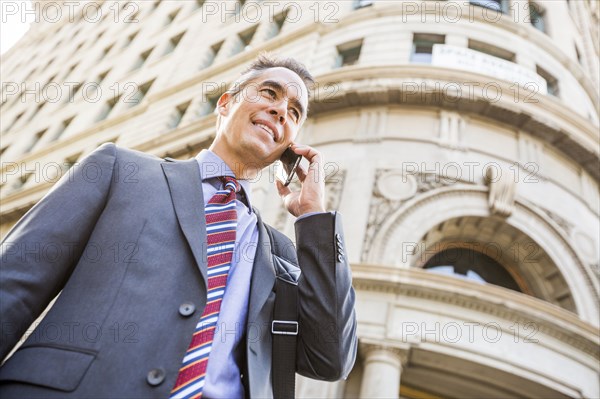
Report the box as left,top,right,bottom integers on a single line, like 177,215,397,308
0,53,357,398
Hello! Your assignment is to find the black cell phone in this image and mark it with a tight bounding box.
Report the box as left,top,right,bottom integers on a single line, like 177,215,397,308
280,147,302,186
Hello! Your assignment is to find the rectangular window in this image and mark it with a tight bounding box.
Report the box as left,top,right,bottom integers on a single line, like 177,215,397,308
25,128,47,152
5,111,25,132
203,40,224,69
63,62,79,81
336,39,363,68
163,31,186,56
96,94,122,122
43,74,57,90
65,82,82,104
194,0,205,11
529,2,546,33
468,39,515,61
132,47,154,70
272,10,287,36
27,101,46,122
15,173,32,190
411,33,445,63
536,66,559,96
128,79,155,108
238,25,258,52
102,42,115,59
354,0,374,8
96,70,110,86
169,100,192,129
469,0,509,14
123,31,139,48
203,88,227,117
52,116,75,141
166,8,181,25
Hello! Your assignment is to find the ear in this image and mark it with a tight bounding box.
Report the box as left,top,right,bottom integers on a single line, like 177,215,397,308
216,92,232,117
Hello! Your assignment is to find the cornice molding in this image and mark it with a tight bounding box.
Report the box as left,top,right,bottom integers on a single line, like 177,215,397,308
351,263,600,359
310,66,599,181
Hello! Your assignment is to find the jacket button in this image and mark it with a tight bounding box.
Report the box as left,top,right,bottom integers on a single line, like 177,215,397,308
179,303,195,317
337,253,344,263
147,368,166,386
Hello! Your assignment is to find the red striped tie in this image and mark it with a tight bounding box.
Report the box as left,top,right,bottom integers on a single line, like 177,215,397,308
169,176,241,399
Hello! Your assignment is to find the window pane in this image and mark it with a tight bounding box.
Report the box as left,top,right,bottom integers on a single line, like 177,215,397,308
470,0,502,12
424,248,522,292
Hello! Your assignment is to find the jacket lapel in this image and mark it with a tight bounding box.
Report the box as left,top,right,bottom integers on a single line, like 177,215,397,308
161,159,208,293
247,208,276,324
160,159,275,323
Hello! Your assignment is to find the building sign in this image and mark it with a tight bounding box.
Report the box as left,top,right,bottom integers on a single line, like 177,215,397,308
432,44,548,95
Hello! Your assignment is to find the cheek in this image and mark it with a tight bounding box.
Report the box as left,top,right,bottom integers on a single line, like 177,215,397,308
286,125,300,140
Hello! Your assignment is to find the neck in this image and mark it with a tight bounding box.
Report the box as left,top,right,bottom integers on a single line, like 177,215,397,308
208,142,262,180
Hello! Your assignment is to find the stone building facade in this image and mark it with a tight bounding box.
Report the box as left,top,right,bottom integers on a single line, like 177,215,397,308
1,0,598,397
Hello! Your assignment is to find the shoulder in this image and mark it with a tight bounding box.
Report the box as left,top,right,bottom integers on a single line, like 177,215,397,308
110,142,164,162
91,142,168,165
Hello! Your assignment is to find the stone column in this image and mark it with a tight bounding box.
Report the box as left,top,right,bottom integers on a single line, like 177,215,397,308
359,344,406,399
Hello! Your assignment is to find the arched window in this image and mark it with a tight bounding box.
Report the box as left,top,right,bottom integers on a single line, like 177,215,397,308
424,248,521,292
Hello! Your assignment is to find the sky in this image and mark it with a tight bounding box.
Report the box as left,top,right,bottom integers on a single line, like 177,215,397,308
1,0,33,55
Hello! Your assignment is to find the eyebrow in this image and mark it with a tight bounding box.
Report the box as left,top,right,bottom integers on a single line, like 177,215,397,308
259,79,306,120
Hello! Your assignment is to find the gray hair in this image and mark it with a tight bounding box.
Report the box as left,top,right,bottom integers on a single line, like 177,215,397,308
215,52,315,129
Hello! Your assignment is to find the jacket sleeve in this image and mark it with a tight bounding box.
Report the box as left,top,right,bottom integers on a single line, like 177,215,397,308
294,211,358,381
0,142,117,362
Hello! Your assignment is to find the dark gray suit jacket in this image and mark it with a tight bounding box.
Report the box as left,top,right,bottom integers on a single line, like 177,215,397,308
0,143,357,398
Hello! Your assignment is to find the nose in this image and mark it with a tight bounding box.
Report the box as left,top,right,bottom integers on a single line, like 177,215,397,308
268,100,287,125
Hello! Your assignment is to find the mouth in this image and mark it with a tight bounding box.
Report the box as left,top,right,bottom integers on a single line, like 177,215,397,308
252,119,278,142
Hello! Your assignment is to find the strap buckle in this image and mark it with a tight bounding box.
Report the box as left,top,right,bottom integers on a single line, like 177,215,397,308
271,320,298,336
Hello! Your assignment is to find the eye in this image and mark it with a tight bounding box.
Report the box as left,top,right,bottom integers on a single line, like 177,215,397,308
262,88,276,98
290,108,300,121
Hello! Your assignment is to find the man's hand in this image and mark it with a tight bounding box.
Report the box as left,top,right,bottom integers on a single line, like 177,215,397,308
275,144,326,217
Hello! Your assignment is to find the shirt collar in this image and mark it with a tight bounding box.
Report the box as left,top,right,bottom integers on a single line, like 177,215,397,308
195,149,253,213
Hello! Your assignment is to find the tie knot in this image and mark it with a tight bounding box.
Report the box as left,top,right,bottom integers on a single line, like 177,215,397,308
220,176,241,193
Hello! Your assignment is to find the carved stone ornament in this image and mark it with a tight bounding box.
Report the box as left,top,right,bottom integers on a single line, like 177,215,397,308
377,170,418,201
362,169,468,261
484,165,516,217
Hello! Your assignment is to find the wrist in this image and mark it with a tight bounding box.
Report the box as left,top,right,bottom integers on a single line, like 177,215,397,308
298,207,326,216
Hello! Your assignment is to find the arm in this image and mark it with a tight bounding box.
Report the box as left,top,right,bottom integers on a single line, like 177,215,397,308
275,144,357,380
294,212,358,380
0,143,117,361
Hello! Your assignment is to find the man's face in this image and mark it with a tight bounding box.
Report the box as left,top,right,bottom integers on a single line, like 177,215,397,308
215,67,309,169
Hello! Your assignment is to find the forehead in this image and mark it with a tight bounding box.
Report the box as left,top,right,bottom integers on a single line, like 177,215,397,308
250,67,309,108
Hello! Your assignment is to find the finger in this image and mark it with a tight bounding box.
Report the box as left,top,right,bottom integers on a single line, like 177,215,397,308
291,144,322,164
275,177,292,197
295,164,307,182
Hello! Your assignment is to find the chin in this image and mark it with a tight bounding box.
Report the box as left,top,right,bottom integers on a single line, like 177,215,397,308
239,141,277,166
